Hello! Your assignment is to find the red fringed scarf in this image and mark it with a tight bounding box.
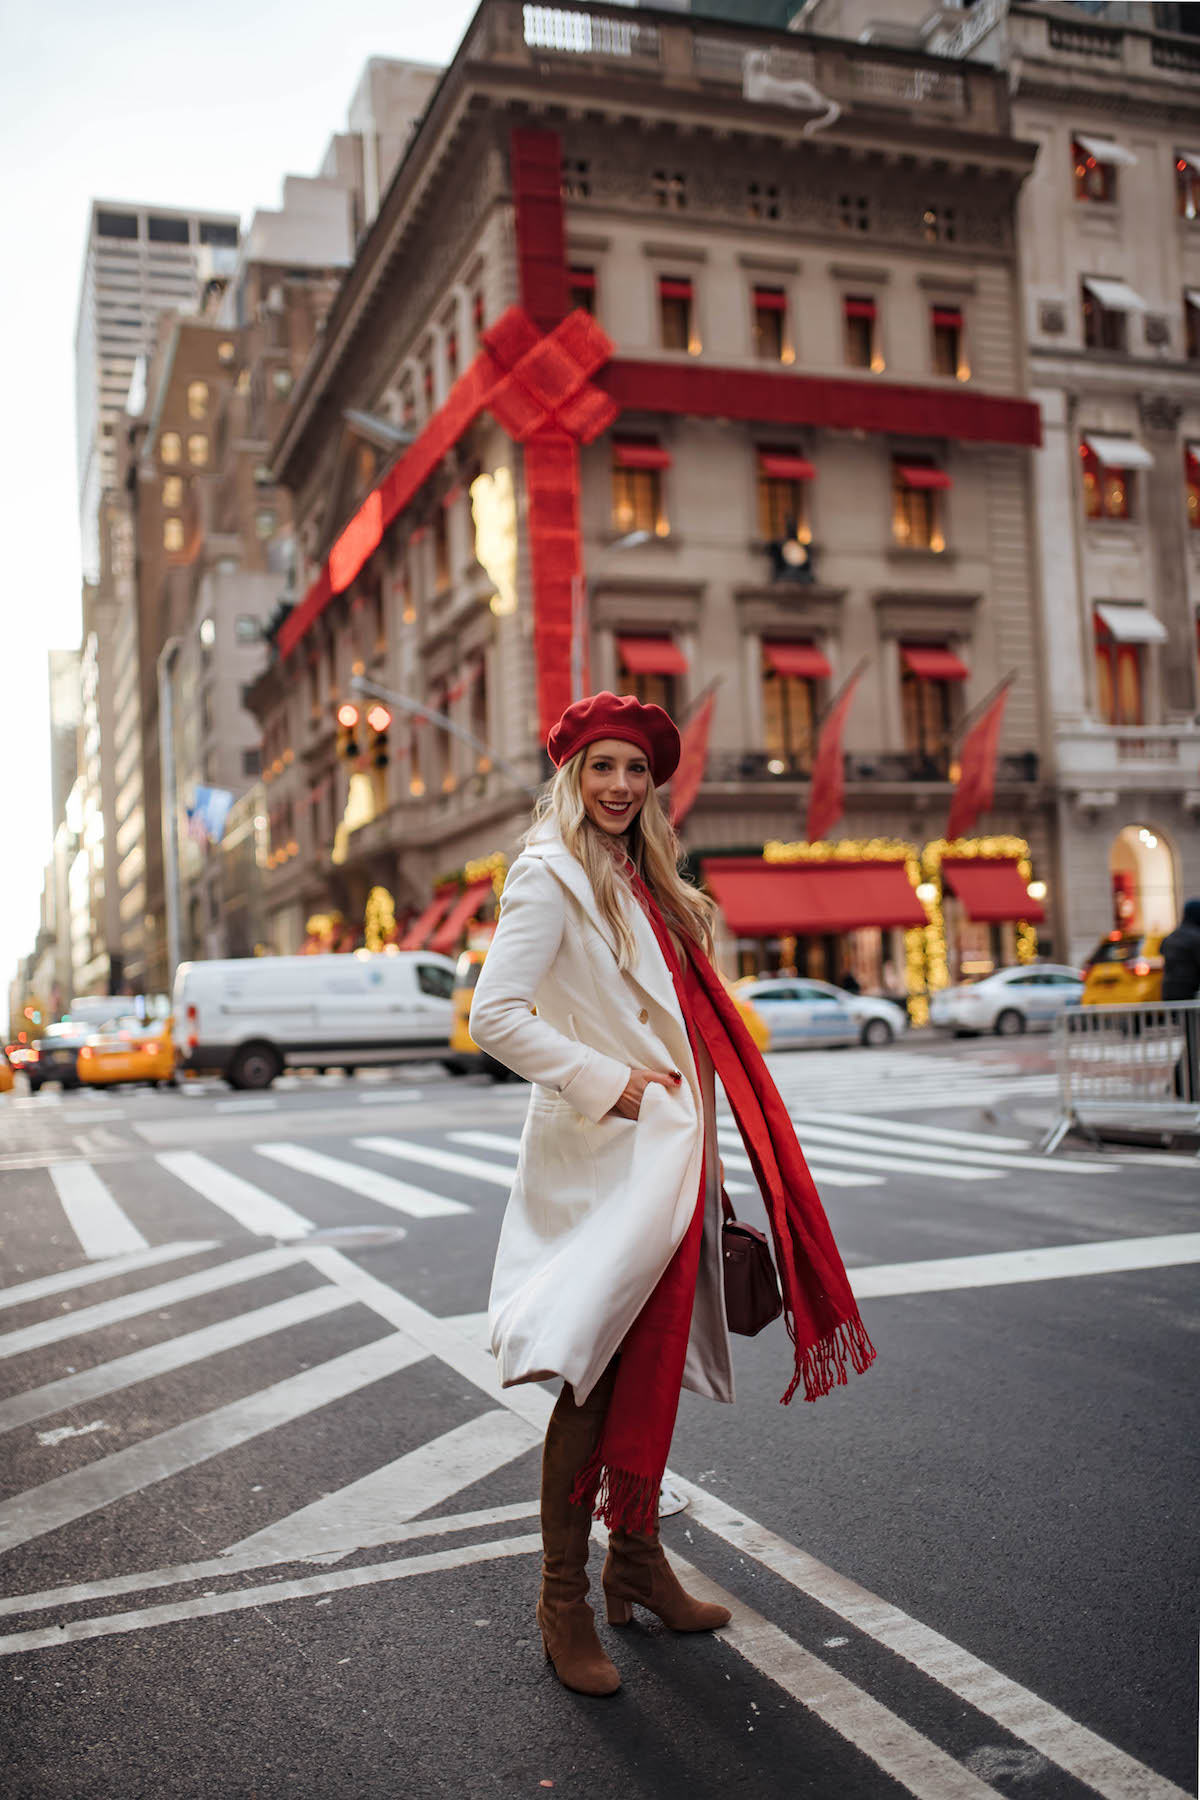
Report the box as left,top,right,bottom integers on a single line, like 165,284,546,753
571,873,876,1535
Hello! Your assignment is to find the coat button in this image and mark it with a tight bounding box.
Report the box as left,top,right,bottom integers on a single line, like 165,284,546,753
637,1007,649,1024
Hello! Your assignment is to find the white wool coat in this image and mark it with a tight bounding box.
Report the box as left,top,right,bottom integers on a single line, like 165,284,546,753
469,828,734,1407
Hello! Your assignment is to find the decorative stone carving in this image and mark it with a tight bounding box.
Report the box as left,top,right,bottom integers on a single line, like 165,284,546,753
1143,314,1171,348
1039,301,1066,334
1138,394,1183,434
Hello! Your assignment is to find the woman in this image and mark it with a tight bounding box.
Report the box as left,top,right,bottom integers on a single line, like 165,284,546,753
470,693,874,1698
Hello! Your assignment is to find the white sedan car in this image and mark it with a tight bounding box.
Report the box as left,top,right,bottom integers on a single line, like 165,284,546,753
737,978,910,1048
928,964,1084,1037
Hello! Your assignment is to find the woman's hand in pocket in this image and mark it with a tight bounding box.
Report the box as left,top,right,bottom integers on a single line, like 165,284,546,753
608,1067,682,1120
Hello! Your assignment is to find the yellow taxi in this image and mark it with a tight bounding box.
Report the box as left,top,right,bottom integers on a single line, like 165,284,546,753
1080,931,1165,1006
447,949,770,1078
78,1015,177,1087
0,1049,13,1095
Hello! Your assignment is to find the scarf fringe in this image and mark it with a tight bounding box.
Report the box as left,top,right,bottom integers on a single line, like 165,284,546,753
781,1311,877,1406
570,1451,659,1536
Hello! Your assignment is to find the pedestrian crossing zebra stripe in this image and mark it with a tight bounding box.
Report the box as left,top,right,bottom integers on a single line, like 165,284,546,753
0,1240,216,1312
157,1150,315,1239
255,1141,471,1218
46,1161,149,1260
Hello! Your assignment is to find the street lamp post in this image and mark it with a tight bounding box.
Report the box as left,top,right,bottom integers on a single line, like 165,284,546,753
157,637,184,991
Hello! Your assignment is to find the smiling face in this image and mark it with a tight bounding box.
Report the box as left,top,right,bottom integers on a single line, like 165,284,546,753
579,738,651,837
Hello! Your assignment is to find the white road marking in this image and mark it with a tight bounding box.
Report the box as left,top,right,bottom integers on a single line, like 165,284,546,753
788,1121,1112,1177
357,1090,422,1105
717,1146,882,1190
442,1309,491,1345
0,1535,543,1657
59,1109,125,1124
0,1240,215,1313
227,1408,540,1560
47,1162,149,1260
255,1142,470,1219
0,1246,307,1360
0,1285,353,1434
157,1150,315,1239
0,1330,427,1555
453,1128,880,1191
795,1112,1036,1152
678,1483,1190,1800
36,1421,109,1448
214,1098,277,1114
0,1502,542,1621
448,1129,522,1155
353,1135,517,1189
850,1232,1200,1298
717,1127,998,1183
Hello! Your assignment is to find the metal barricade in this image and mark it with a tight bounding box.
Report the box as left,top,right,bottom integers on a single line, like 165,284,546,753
1042,998,1200,1154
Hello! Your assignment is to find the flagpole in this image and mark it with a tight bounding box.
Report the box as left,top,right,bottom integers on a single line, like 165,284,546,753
815,656,870,732
946,669,1018,749
678,674,723,726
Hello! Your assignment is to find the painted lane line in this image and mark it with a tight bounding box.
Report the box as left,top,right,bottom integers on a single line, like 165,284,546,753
850,1232,1200,1299
255,1142,470,1219
227,1408,540,1561
357,1090,422,1105
717,1128,999,1183
59,1110,126,1124
0,1535,543,1658
453,1129,883,1191
353,1135,520,1190
784,1121,1113,1177
717,1146,882,1191
214,1098,277,1114
0,1246,307,1361
678,1484,1190,1800
0,1285,353,1435
157,1150,315,1239
0,1331,427,1555
46,1162,149,1261
0,1240,215,1313
661,1552,999,1800
792,1112,1036,1152
448,1130,523,1154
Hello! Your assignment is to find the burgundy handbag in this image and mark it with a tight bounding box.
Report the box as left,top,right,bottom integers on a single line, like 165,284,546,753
720,1189,783,1337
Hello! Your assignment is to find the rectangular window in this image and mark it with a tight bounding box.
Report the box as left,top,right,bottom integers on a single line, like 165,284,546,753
1186,292,1200,360
433,508,451,591
616,642,680,715
1177,154,1200,220
931,305,968,380
1082,282,1128,352
892,460,950,551
147,215,190,244
1073,136,1125,205
446,331,459,382
96,210,139,239
652,170,687,211
658,276,697,353
1094,622,1143,725
199,220,238,248
843,296,880,371
756,450,814,543
242,747,261,776
900,667,956,775
761,645,825,769
568,267,596,315
1080,444,1133,521
469,662,490,776
612,441,671,537
1186,448,1200,530
752,286,789,362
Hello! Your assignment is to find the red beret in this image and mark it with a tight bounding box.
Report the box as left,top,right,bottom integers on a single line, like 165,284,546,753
547,691,681,786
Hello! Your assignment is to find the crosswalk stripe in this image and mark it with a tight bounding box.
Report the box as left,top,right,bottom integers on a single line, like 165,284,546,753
0,1240,216,1313
787,1122,1113,1177
794,1112,1035,1152
720,1148,882,1190
717,1127,999,1183
227,1408,540,1561
0,1285,353,1435
0,1246,307,1361
157,1150,316,1239
850,1232,1200,1298
452,1128,882,1191
0,1330,427,1556
353,1135,517,1189
46,1162,149,1260
255,1142,470,1218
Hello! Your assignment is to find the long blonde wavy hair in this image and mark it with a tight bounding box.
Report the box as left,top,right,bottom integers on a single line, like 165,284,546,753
526,748,716,969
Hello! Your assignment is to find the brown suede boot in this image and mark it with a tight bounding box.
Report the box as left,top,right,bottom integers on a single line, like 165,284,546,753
603,1521,732,1632
537,1362,621,1696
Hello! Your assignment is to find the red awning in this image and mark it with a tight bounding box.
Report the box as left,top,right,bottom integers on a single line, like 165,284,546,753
932,307,962,329
428,878,495,955
568,267,596,290
754,287,788,311
617,635,689,676
941,858,1045,924
758,451,816,481
896,464,953,490
702,858,925,936
397,888,457,951
844,298,876,320
763,641,832,680
658,278,693,300
613,441,672,471
901,645,969,681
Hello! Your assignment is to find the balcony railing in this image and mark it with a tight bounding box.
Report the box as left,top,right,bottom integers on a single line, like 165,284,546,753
703,750,1040,785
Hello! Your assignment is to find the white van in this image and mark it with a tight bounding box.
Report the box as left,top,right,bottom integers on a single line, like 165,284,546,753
172,952,458,1089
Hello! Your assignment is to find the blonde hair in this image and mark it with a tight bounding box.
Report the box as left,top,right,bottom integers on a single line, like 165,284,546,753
526,749,716,969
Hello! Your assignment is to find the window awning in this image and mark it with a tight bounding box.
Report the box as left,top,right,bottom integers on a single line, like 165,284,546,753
896,463,953,490
617,635,689,676
613,440,672,471
931,307,963,329
397,888,457,951
1082,275,1148,313
901,644,969,681
941,858,1045,924
428,878,495,956
1186,441,1200,473
1082,433,1153,470
763,641,832,680
1186,289,1200,312
844,298,876,320
1094,603,1168,644
702,858,926,936
1178,150,1200,174
758,450,816,481
1075,134,1137,168
658,278,693,300
753,286,788,311
568,266,596,289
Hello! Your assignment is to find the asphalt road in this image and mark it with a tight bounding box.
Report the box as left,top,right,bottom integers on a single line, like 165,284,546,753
0,1037,1196,1800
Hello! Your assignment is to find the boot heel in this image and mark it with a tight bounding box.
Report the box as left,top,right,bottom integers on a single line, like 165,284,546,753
605,1593,633,1626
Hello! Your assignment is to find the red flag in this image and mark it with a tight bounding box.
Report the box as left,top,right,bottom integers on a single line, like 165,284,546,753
806,671,861,843
946,684,1011,841
669,690,716,828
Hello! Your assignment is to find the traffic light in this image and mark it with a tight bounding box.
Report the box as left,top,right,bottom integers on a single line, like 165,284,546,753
366,703,392,769
336,701,360,762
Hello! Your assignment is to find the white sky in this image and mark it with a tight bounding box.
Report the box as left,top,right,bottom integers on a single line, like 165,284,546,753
0,0,480,1005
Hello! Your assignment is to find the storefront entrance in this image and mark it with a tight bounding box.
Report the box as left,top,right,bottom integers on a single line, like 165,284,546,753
1109,824,1178,936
